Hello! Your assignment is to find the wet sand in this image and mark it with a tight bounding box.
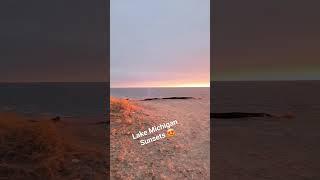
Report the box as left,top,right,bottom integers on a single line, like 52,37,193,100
110,98,210,179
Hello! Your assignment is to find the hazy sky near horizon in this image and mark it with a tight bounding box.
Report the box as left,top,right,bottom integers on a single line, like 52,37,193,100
213,0,320,81
111,0,210,87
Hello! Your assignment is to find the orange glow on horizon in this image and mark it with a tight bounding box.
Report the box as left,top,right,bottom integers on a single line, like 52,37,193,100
111,82,210,88
156,82,210,88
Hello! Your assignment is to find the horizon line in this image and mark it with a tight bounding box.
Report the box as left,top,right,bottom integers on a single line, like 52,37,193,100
111,85,210,88
0,81,109,83
212,79,320,82
1,79,319,84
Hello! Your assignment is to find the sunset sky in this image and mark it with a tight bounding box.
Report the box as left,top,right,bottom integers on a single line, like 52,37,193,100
0,0,107,82
2,0,319,83
111,0,210,87
213,0,320,81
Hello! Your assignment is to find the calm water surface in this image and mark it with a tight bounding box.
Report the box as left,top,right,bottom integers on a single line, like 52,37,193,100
111,87,210,99
0,83,107,118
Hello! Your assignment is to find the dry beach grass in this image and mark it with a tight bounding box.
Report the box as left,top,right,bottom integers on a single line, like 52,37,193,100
0,112,106,179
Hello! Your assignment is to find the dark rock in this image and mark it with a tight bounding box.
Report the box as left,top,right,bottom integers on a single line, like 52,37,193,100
211,112,272,119
141,97,194,101
162,97,193,100
51,116,61,122
142,98,160,101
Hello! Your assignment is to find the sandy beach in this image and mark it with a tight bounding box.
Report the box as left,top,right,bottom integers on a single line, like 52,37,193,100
213,115,320,179
213,81,320,179
110,97,210,179
0,112,107,179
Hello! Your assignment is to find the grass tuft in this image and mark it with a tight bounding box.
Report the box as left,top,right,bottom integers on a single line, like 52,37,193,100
0,112,106,179
0,113,65,179
110,97,139,125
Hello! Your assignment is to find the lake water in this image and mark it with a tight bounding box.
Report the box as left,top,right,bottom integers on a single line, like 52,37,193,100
111,87,210,99
211,80,320,115
0,83,107,118
3,81,317,119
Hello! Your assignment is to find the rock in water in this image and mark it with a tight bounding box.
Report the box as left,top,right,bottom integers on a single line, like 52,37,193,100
51,116,61,122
